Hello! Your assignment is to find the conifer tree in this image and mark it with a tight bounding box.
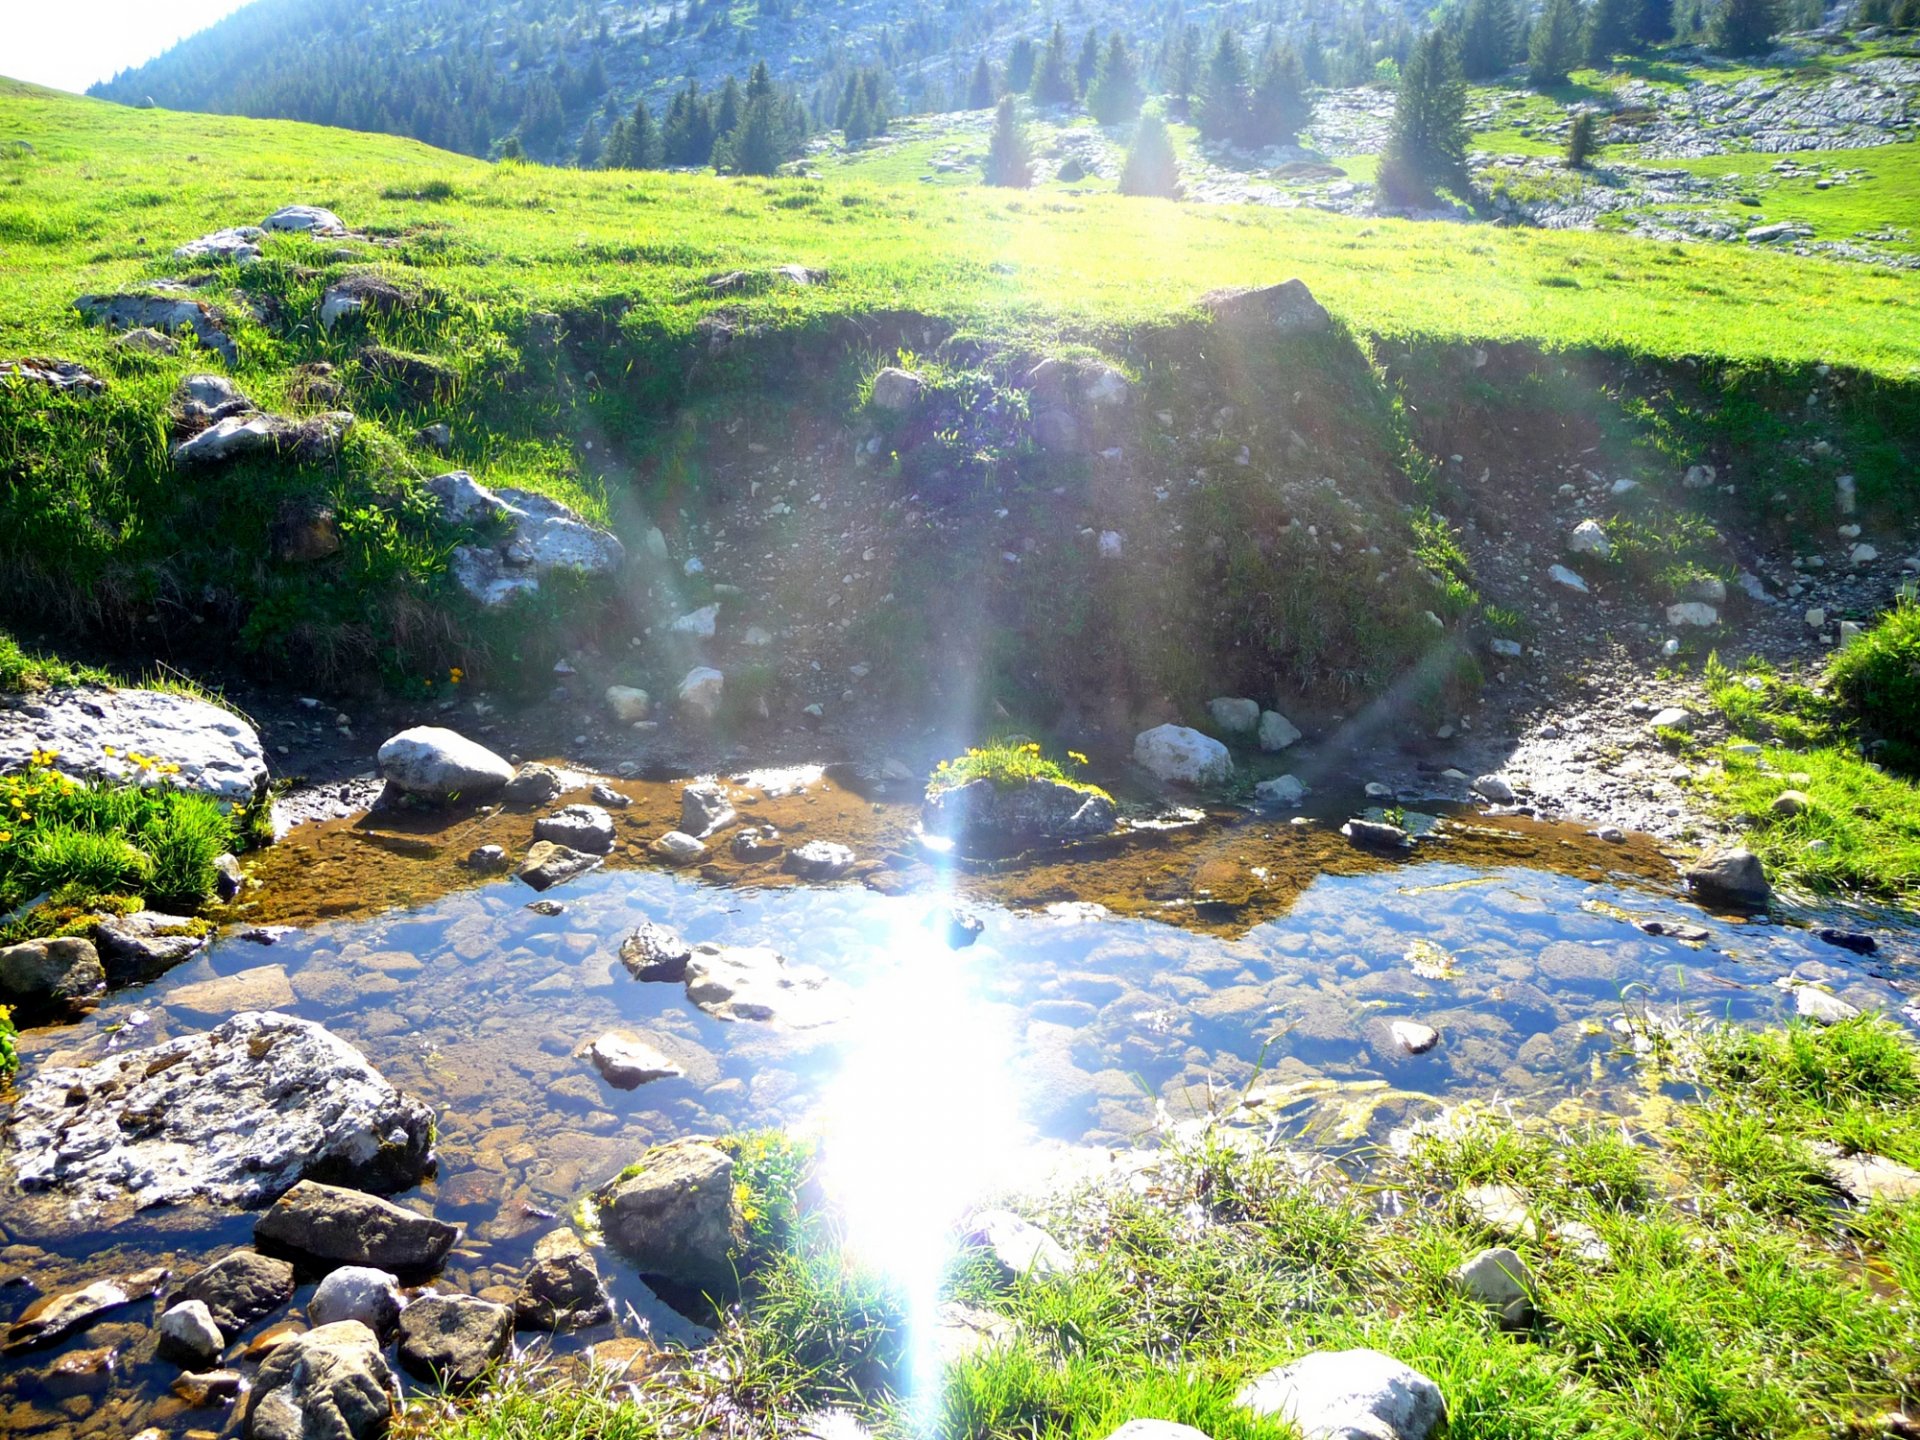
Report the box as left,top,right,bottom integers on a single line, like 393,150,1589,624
713,75,743,139
1565,108,1601,167
1006,36,1038,94
1195,30,1253,143
1077,29,1102,92
1249,44,1311,145
1585,0,1639,63
1030,23,1078,105
1711,0,1778,54
1166,26,1202,117
983,94,1033,186
1086,33,1145,124
1119,109,1181,196
1528,0,1586,86
1458,0,1517,78
1379,28,1469,202
728,92,783,174
967,56,996,108
1634,0,1676,43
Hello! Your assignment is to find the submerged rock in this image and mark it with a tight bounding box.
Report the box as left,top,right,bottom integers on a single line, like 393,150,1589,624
171,1250,296,1333
598,1138,744,1294
376,726,514,802
242,1320,396,1440
1237,1348,1445,1440
683,943,850,1027
619,921,694,982
514,1228,612,1331
922,777,1117,848
2,1267,169,1353
1133,724,1233,786
254,1180,459,1272
783,840,858,879
1254,774,1307,808
583,1032,684,1089
1684,847,1771,910
397,1293,513,1391
0,685,267,804
2,1013,435,1220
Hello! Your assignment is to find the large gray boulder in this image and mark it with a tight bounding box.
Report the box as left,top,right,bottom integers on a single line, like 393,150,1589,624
1200,279,1333,335
514,1228,612,1331
922,777,1117,849
397,1293,513,1391
175,227,265,264
427,472,624,608
1133,724,1233,786
0,685,266,805
1237,1349,1445,1440
0,936,105,1015
262,204,347,235
1684,848,1771,910
309,1266,404,1339
172,1250,296,1333
254,1180,459,1272
598,1138,744,1293
376,726,513,801
2,1013,436,1222
74,292,237,364
171,411,354,467
243,1321,396,1440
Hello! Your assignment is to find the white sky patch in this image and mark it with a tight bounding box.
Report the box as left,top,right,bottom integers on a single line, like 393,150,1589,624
7,1,256,95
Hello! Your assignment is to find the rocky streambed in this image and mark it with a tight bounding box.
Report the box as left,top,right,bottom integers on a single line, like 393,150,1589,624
1,753,1916,1439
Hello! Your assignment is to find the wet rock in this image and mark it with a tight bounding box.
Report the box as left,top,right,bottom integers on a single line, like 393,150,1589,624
1472,774,1516,805
1826,1151,1920,1205
157,1299,226,1367
619,921,693,982
214,851,246,900
172,410,354,467
255,1180,459,1272
922,778,1117,847
377,726,514,801
428,471,625,608
175,226,265,263
1342,819,1410,851
1236,1348,1445,1440
0,685,267,804
172,1251,296,1333
960,1209,1076,1284
397,1293,513,1391
173,1367,246,1406
683,943,850,1027
535,804,616,855
1208,697,1261,735
1793,986,1860,1025
465,844,510,873
1636,918,1710,943
308,1267,403,1340
4,1013,435,1215
500,762,567,806
1814,927,1877,956
677,667,726,721
262,204,347,235
514,1229,612,1331
74,292,237,364
1200,278,1332,334
650,831,708,865
1685,847,1771,910
590,782,631,809
783,840,857,879
2,1267,168,1352
583,1032,684,1089
45,1344,119,1393
605,686,651,724
1133,724,1232,786
869,367,925,411
1259,710,1303,752
679,780,737,838
0,936,105,1015
730,825,784,860
93,910,207,981
943,908,985,948
243,1320,397,1440
516,840,603,891
598,1138,744,1293
166,964,296,1021
1451,1247,1535,1329
1254,774,1307,807
0,357,104,392
1389,1021,1440,1055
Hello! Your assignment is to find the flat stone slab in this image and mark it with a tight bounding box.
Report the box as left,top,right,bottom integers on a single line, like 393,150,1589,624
165,965,296,1020
683,943,850,1027
0,686,266,805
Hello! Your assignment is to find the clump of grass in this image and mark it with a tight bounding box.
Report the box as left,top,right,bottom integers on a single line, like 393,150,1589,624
718,1128,816,1275
927,741,1104,797
0,1005,15,1079
1828,598,1920,763
0,629,112,693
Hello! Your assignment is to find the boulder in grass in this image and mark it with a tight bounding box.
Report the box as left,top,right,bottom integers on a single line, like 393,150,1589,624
1200,278,1332,335
0,685,267,805
1133,724,1232,786
1237,1348,1445,1440
261,204,347,235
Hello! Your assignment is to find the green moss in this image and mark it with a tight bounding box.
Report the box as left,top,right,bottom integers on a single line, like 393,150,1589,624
927,741,1107,800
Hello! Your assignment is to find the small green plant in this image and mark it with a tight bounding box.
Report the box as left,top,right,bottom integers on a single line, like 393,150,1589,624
718,1128,816,1275
1566,111,1602,170
926,741,1104,797
0,1004,16,1080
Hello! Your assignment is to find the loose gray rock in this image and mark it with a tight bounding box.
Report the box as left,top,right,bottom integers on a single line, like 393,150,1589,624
74,292,237,364
1104,1424,1211,1440
783,840,857,880
514,1229,612,1331
869,367,925,412
605,686,650,724
261,204,347,235
3,1014,435,1221
1685,847,1771,910
1451,1246,1536,1329
157,1300,226,1368
397,1293,513,1391
1258,710,1303,752
175,227,264,264
677,667,726,721
619,921,693,982
1133,724,1233,786
308,1266,404,1340
243,1320,396,1440
1237,1348,1445,1440
171,1250,296,1333
0,685,267,804
171,410,354,467
1208,697,1261,735
428,471,625,608
1200,278,1332,334
500,762,567,806
961,1209,1076,1284
93,911,207,982
1254,775,1307,808
0,357,104,393
535,804,616,855
1343,819,1411,851
583,1032,684,1089
1472,774,1516,805
679,780,737,838
1793,986,1860,1025
598,1138,744,1293
0,936,105,1015
922,778,1117,848
517,840,603,891
376,726,513,801
255,1180,459,1272
650,831,707,865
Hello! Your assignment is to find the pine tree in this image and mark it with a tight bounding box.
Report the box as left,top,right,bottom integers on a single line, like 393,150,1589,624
1710,0,1778,54
1006,36,1038,94
728,93,783,174
1248,44,1311,145
1195,31,1252,144
1119,109,1181,196
746,59,775,106
621,97,659,167
1586,0,1639,63
1379,29,1469,203
1528,0,1586,86
713,75,743,139
1634,0,1676,43
1077,30,1102,92
967,56,996,108
1458,0,1517,78
1030,23,1078,105
598,116,631,168
845,90,873,146
1565,108,1601,167
983,94,1033,186
575,117,603,168
1086,33,1145,124
1166,26,1201,117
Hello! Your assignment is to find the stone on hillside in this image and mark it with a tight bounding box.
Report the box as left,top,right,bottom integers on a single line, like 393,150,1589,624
171,410,354,467
1236,1349,1445,1440
397,1293,513,1391
1793,986,1860,1025
784,840,857,879
1547,564,1589,593
114,326,179,355
376,726,513,801
516,840,602,891
171,1251,296,1334
501,761,567,806
157,1299,226,1368
931,1300,1018,1365
1254,774,1307,807
2,1268,169,1353
1199,279,1332,334
416,421,453,451
1461,1183,1537,1239
308,1267,404,1340
683,943,850,1027
535,804,616,855
514,1228,612,1331
93,911,208,982
1488,637,1522,658
74,292,237,364
961,1209,1076,1284
670,603,720,637
174,227,265,264
1343,818,1410,851
1451,1246,1536,1329
174,372,250,422
0,357,104,393
1685,847,1771,910
1667,602,1719,628
427,471,625,608
1568,519,1610,557
261,204,347,235
1851,543,1878,566
619,921,693,982
680,779,737,837
319,273,412,329
677,667,726,721
3,1013,435,1219
605,685,651,723
0,936,105,1015
922,777,1117,847
1134,724,1233,786
583,1032,684,1090
650,831,707,865
242,1321,395,1440
1472,773,1516,804
0,685,267,804
255,1180,459,1271
598,1138,744,1293
272,499,342,562
1208,697,1261,735
1259,710,1303,752
869,367,925,412
1771,789,1811,817
1023,357,1131,454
